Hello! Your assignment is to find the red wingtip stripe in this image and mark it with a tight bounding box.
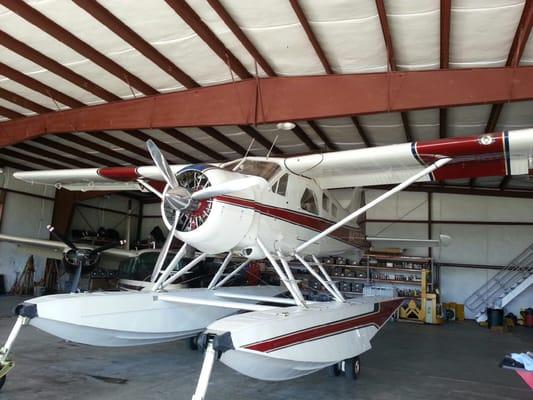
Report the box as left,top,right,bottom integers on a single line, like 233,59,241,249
416,133,507,180
97,167,140,181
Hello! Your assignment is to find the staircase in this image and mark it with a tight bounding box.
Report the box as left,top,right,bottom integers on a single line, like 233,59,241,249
465,243,533,314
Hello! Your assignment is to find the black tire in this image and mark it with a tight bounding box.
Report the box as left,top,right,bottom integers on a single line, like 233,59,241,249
345,356,360,380
328,363,341,377
0,374,6,390
188,335,199,351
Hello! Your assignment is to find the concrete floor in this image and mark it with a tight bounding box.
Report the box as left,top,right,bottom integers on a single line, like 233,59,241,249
0,295,531,400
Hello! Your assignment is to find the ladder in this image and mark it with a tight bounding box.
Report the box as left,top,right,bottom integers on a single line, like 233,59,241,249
464,243,533,314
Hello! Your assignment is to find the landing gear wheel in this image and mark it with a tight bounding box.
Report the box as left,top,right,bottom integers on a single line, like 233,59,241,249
188,334,199,351
328,363,341,377
0,374,6,390
345,356,360,380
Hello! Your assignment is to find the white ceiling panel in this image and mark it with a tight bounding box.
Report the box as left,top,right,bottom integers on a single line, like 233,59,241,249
450,0,524,68
0,76,68,110
408,109,439,141
358,112,405,145
29,0,183,93
495,101,533,130
0,3,143,100
447,105,491,136
385,0,440,70
1,46,102,105
0,98,35,116
173,127,240,159
312,117,366,150
301,0,387,73
218,0,324,76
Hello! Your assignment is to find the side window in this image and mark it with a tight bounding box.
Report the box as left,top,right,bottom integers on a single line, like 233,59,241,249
322,193,329,211
300,188,318,214
331,203,338,218
275,174,288,196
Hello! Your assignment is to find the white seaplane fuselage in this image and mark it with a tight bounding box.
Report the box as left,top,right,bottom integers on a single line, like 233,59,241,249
164,158,368,261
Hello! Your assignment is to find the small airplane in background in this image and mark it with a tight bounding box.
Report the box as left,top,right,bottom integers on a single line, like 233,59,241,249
0,129,531,399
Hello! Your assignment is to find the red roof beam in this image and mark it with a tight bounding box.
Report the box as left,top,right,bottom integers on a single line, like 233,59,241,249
1,67,533,145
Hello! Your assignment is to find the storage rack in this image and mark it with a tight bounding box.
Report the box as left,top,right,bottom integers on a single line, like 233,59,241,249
309,254,433,298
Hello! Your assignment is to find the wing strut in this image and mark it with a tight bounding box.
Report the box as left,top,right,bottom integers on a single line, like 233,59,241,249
295,157,452,254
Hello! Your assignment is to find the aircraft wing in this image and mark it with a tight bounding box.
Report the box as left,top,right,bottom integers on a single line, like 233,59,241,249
13,165,192,191
0,233,140,260
284,129,533,189
12,129,533,191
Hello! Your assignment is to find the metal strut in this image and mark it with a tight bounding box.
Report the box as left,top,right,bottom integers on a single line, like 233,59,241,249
191,337,217,400
0,315,30,381
256,238,306,308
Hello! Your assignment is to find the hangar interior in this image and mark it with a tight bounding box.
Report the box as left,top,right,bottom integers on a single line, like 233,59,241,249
0,0,532,399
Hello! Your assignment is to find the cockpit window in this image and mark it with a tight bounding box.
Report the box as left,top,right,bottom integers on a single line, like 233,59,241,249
322,193,329,211
222,160,280,180
275,174,288,196
300,188,318,215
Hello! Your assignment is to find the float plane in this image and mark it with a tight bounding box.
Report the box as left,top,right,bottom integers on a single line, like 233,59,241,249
0,129,532,399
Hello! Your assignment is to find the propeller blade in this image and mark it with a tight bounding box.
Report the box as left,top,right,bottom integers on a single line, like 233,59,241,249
89,240,127,256
47,225,78,250
191,176,267,201
146,139,178,188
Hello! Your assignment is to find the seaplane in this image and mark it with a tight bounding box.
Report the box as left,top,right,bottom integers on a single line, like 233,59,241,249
0,128,532,399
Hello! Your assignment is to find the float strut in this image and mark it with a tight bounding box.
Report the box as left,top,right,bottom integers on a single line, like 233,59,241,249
192,337,217,400
0,315,29,382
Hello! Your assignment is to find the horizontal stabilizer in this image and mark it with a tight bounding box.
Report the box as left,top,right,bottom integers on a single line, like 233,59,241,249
368,234,451,249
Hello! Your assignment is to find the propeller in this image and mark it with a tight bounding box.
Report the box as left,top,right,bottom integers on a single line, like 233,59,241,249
191,176,267,201
47,225,127,292
146,139,179,188
146,141,266,215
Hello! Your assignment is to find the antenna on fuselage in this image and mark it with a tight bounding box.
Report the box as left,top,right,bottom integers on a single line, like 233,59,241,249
232,138,255,172
266,134,279,160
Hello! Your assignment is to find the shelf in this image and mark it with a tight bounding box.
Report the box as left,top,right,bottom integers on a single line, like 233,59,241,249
363,254,431,263
372,279,421,285
332,276,367,281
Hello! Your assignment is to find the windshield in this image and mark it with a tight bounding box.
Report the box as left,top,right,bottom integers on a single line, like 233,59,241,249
118,251,177,281
222,160,280,180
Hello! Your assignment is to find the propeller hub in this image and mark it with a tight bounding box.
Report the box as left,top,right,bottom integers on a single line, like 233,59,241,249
165,186,197,212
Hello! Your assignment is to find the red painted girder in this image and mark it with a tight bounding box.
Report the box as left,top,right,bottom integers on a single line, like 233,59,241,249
164,0,251,80
0,0,157,95
72,0,198,89
1,67,533,146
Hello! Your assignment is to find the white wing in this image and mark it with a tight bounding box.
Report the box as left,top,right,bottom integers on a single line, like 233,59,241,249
285,129,533,189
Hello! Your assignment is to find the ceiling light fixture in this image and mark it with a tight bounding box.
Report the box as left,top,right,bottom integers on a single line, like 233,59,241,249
276,122,296,130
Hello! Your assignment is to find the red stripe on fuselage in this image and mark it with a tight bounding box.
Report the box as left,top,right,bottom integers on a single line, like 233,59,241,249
244,299,403,353
415,133,507,180
97,167,140,181
216,195,367,248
